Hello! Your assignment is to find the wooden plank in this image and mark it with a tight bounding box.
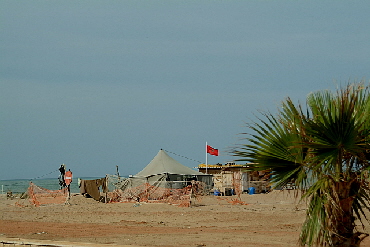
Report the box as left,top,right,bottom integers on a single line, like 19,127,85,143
0,237,141,247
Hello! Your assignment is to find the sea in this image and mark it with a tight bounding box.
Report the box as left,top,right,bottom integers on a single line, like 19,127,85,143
0,177,102,194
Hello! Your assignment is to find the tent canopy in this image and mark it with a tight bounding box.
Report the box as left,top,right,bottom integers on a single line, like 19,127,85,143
135,149,205,177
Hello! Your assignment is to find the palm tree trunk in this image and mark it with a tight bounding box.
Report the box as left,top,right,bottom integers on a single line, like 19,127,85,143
331,180,365,247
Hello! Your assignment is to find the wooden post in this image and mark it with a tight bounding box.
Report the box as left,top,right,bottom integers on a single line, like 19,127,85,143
105,174,108,203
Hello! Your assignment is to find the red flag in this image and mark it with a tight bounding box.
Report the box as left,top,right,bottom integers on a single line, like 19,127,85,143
207,145,219,156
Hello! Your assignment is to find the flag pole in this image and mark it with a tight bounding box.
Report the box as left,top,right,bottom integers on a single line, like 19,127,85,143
206,142,208,174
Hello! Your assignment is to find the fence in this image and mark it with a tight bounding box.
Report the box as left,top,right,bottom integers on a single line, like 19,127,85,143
28,182,69,206
109,180,207,207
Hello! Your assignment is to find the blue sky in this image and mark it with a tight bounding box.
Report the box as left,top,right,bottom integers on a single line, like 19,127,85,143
1,1,369,180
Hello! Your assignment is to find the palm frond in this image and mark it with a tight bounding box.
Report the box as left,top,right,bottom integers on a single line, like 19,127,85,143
233,81,370,246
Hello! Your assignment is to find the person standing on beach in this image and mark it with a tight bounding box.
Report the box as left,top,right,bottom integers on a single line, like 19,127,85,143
64,169,73,197
58,164,66,189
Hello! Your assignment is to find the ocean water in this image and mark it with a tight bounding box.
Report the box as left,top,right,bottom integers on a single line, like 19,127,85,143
0,177,101,194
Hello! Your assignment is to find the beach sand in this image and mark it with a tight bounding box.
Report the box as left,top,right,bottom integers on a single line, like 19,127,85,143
1,191,370,247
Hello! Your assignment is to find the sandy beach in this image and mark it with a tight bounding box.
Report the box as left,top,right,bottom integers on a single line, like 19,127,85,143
1,191,370,247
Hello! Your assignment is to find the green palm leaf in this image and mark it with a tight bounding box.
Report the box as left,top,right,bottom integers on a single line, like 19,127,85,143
233,81,370,246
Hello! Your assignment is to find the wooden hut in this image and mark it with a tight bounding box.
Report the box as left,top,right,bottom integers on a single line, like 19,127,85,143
197,163,271,195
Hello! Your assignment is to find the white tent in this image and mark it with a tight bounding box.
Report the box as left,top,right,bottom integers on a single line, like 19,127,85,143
135,149,205,177
119,149,212,190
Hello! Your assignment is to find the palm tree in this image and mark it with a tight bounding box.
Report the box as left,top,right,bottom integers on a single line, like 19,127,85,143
233,82,370,246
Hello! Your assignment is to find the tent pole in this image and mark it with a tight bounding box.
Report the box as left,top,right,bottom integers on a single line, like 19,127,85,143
116,165,120,180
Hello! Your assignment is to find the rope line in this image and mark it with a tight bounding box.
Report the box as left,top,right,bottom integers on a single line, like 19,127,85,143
29,169,59,181
163,149,203,164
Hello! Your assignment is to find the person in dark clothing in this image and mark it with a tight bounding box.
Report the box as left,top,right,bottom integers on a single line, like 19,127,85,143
58,164,66,189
